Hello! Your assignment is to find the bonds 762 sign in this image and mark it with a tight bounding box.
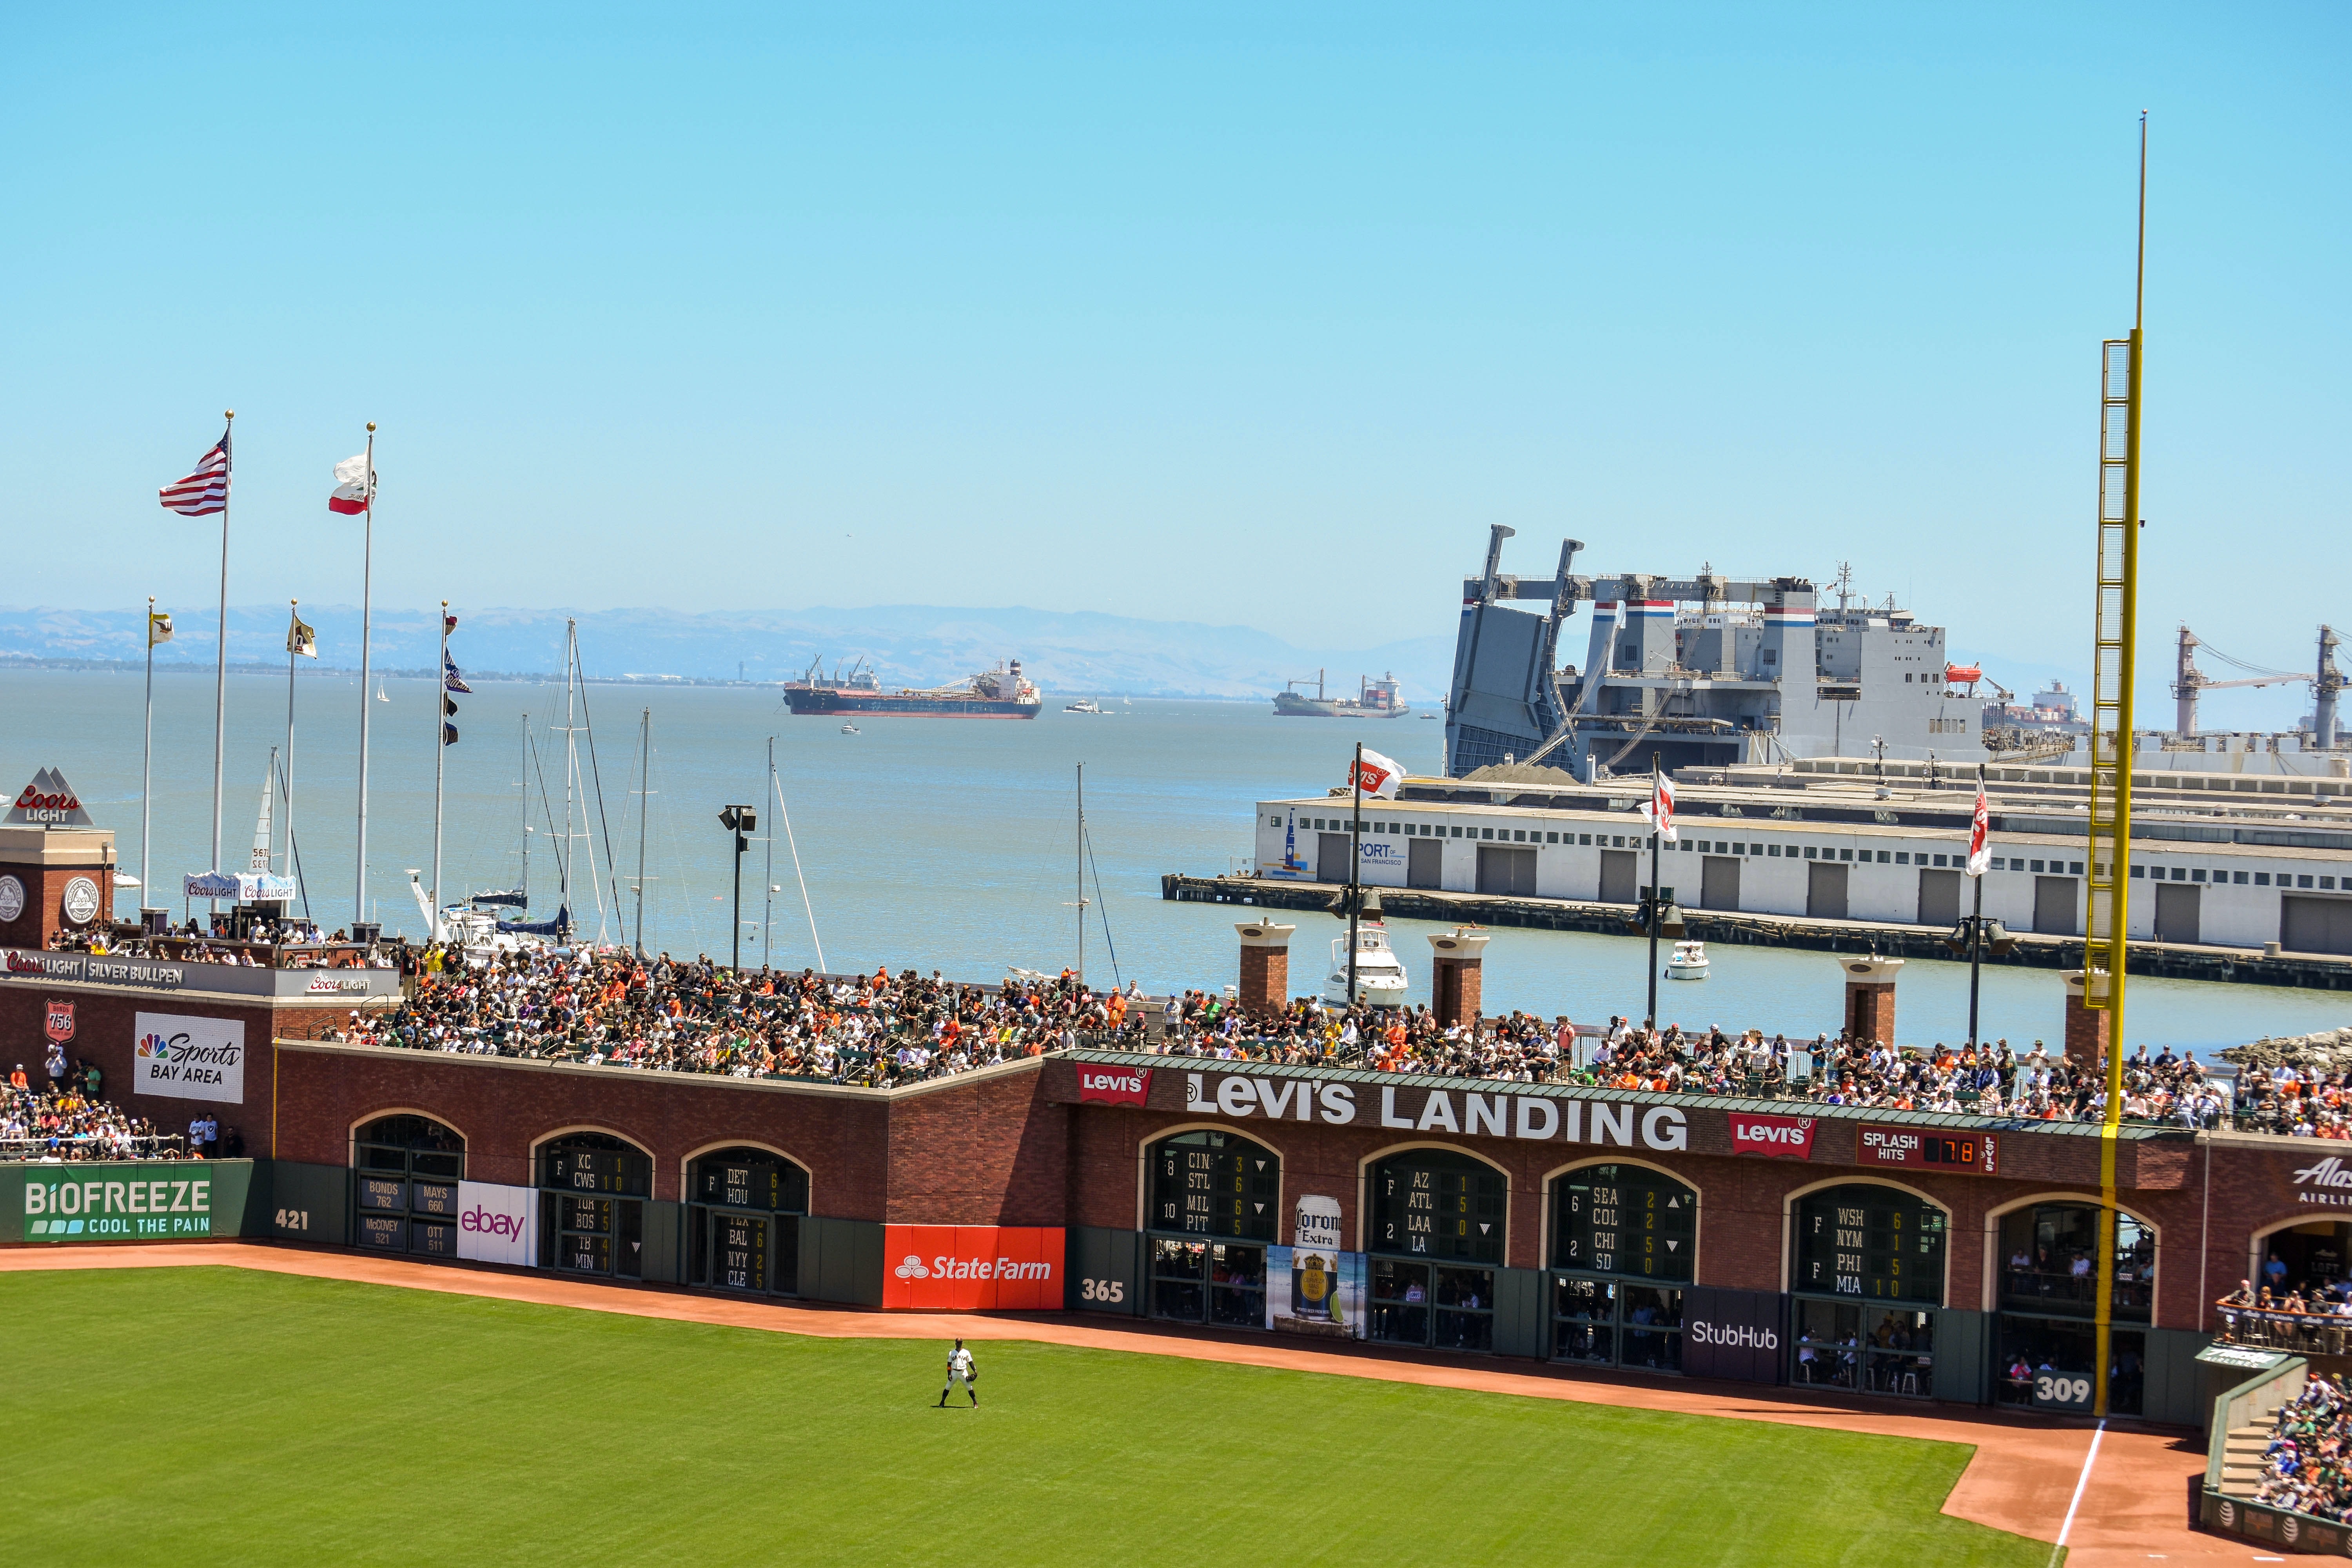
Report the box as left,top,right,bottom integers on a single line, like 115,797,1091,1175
133,1011,247,1104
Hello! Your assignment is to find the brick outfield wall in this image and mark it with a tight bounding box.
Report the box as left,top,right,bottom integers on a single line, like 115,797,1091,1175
1045,1060,2330,1335
13,1007,2347,1337
0,985,279,1154
272,1043,1067,1225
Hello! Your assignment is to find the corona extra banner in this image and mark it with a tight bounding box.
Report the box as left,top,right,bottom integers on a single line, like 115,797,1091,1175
881,1225,1063,1311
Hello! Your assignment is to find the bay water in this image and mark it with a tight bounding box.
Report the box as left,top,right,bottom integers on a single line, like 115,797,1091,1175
4,665,2344,1052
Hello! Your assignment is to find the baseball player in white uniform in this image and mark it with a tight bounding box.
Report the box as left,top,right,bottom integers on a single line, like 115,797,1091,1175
938,1339,978,1407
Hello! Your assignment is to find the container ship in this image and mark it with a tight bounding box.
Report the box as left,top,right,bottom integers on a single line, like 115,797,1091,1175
782,658,1043,719
1272,670,1410,719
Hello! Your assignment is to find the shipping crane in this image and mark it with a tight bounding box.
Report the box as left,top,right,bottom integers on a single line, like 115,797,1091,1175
2172,624,2313,736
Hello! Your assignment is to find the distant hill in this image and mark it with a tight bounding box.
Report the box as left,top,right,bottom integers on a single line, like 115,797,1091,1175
0,603,1455,704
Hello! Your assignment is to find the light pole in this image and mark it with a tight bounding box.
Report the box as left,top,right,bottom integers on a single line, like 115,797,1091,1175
718,804,757,971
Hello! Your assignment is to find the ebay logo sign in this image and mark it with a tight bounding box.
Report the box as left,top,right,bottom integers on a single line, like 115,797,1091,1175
456,1181,536,1265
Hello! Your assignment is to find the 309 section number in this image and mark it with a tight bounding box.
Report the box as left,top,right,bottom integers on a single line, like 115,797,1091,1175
2035,1374,2093,1407
1078,1278,1125,1303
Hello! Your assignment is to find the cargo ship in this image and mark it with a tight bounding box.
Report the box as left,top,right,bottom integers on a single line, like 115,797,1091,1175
1272,670,1409,719
782,659,1043,719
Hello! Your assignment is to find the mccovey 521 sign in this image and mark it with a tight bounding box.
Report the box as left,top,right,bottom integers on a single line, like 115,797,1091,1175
1154,1069,1689,1152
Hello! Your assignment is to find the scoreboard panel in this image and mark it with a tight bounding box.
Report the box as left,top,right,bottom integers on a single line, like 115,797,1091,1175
543,1143,650,1197
1151,1131,1278,1241
1794,1184,1946,1305
691,1149,811,1214
1552,1164,1695,1282
1372,1150,1505,1264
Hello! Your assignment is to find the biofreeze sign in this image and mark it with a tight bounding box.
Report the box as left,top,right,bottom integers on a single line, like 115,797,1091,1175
1178,1071,1688,1152
22,1169,216,1240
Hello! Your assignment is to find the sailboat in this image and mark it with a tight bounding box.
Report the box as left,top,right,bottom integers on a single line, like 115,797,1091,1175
375,679,389,702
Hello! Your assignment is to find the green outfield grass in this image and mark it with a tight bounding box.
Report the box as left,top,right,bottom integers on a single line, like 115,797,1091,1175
0,1267,2049,1566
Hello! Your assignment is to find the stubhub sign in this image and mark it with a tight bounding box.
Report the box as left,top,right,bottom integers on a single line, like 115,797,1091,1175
881,1225,1063,1311
456,1180,536,1266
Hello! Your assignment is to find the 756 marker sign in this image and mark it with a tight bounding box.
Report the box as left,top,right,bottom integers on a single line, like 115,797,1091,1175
44,1000,74,1044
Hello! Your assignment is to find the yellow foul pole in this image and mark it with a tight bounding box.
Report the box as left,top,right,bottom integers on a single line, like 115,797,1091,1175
2084,114,2147,1420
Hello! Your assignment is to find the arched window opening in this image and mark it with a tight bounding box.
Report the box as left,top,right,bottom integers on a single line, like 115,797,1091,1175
352,1115,465,1258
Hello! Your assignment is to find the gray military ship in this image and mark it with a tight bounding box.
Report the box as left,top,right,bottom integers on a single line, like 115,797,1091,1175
1443,526,1985,779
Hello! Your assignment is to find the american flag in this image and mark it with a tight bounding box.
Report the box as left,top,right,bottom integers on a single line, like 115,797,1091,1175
160,432,231,516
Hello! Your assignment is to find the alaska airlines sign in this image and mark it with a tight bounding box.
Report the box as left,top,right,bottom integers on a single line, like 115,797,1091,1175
1172,1069,1689,1152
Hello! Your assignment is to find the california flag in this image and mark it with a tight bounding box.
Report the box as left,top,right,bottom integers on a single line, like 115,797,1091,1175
328,453,373,515
1350,748,1403,799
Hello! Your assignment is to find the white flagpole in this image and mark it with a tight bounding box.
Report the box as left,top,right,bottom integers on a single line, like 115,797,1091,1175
210,410,234,912
354,423,376,933
284,600,298,876
431,599,448,943
142,595,156,920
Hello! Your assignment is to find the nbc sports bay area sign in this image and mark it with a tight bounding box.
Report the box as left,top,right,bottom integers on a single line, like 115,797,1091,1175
2,1161,254,1243
134,1011,246,1104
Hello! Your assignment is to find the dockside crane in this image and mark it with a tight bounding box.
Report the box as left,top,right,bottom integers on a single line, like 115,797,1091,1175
2171,623,2343,739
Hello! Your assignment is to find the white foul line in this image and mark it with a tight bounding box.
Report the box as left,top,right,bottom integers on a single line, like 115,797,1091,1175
2050,1419,2108,1567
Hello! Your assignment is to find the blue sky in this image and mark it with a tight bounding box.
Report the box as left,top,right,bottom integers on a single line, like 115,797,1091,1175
3,4,2344,720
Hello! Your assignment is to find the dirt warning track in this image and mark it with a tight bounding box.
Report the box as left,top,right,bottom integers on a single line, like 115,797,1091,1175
0,1243,2245,1565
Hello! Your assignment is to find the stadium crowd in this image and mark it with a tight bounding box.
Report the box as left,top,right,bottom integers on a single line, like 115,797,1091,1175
2251,1374,2352,1523
2,1045,186,1161
330,944,1148,1087
314,937,2267,1123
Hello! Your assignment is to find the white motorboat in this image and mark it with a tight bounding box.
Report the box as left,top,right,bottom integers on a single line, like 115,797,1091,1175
1323,923,1409,1007
840,721,860,734
1063,699,1108,714
1665,940,1710,980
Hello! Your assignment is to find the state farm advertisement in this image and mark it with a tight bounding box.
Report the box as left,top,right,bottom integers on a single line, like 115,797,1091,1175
456,1181,537,1266
1727,1113,1814,1159
1076,1065,1152,1107
882,1225,1063,1311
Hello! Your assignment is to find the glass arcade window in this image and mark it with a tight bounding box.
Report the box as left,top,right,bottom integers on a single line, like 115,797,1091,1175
353,1115,465,1259
1996,1203,2153,1321
1370,1149,1506,1265
1550,1164,1696,1283
1150,1130,1279,1242
1792,1184,1946,1306
687,1147,810,1296
1792,1301,1936,1397
537,1133,651,1279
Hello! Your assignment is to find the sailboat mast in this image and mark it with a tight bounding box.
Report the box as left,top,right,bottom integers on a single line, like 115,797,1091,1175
561,622,577,914
430,599,448,943
636,708,651,958
764,734,775,969
1076,762,1086,982
283,599,298,876
518,712,530,906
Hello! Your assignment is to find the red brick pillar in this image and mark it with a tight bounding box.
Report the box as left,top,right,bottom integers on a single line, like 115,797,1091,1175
1426,930,1490,1028
2063,971,2110,1067
1837,955,1903,1046
1234,922,1296,1018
